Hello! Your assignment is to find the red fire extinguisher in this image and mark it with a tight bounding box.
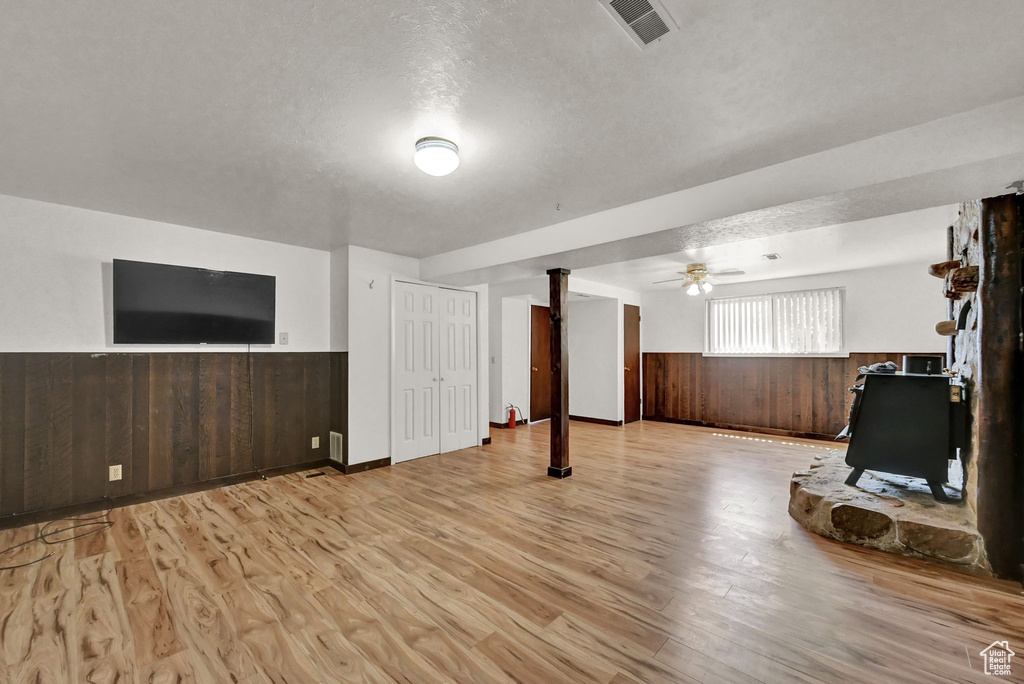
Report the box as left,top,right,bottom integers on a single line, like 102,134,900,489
507,404,520,429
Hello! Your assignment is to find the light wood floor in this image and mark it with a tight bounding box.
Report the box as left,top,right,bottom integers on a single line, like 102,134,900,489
1,421,1023,683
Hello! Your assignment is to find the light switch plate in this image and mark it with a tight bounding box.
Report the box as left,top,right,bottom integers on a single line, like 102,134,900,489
312,436,320,449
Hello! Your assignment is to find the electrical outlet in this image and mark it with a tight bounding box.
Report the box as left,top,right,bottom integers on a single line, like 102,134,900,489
108,464,123,481
279,332,289,345
312,436,320,449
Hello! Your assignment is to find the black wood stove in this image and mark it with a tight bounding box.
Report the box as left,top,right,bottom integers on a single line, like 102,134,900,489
840,370,968,501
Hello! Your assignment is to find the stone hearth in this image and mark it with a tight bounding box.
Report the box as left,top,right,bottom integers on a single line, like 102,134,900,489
789,450,989,573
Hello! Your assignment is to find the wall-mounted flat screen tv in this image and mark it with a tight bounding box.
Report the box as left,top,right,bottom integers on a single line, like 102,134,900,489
113,259,276,344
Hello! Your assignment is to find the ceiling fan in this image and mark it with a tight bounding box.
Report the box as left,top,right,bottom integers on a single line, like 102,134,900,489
653,263,746,295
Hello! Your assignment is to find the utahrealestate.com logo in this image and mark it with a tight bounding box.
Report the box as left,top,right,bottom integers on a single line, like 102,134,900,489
980,641,1015,676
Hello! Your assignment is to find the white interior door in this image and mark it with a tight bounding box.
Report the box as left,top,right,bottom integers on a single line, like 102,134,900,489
439,288,478,452
393,281,441,463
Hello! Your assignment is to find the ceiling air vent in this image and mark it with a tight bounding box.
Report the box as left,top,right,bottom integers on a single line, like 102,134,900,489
601,0,677,48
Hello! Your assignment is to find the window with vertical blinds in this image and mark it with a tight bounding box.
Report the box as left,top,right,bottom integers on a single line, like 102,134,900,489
705,287,845,355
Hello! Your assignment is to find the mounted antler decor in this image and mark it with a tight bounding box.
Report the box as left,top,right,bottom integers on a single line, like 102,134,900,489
928,260,960,278
935,300,974,337
944,265,979,299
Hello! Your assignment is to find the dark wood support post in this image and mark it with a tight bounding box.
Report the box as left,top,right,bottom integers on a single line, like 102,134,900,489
547,268,571,478
977,194,1024,580
945,225,955,370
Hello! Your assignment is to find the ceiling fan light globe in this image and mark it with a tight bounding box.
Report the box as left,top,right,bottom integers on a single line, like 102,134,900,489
701,282,713,293
686,283,700,296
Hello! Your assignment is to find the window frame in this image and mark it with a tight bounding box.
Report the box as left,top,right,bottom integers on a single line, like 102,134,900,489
703,286,848,358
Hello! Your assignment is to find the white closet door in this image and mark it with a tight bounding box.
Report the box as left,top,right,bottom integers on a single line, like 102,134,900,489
393,282,441,463
439,288,478,452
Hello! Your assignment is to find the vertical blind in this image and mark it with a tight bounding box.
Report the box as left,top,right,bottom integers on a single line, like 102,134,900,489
706,287,844,355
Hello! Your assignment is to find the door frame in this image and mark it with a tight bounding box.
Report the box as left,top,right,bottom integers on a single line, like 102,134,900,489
624,303,642,423
390,276,483,464
529,303,552,423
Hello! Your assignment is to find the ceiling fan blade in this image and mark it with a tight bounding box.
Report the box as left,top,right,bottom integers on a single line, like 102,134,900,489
652,276,691,284
707,270,746,276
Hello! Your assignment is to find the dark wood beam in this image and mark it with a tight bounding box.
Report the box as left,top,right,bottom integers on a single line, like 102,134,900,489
976,194,1024,581
547,268,571,478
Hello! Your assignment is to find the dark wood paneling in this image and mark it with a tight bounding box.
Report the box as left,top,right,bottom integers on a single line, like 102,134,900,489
24,355,74,511
0,355,27,515
252,353,307,469
131,354,150,495
329,352,346,433
341,457,390,475
489,420,528,429
171,353,201,486
229,354,251,476
0,458,343,531
106,355,134,499
148,354,174,491
643,352,925,440
199,353,231,481
569,415,624,427
624,304,641,424
643,352,703,423
71,355,105,504
0,352,331,518
305,353,330,464
329,352,348,465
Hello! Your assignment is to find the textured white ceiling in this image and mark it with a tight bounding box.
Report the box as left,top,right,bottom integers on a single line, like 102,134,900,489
2,1,1022,257
574,206,957,291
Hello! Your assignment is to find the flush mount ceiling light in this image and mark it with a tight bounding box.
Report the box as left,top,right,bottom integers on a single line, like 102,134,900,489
414,137,460,176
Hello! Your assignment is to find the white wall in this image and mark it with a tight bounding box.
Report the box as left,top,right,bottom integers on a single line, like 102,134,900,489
641,261,946,354
346,246,420,464
569,298,621,422
500,297,530,423
487,290,504,424
0,193,330,353
641,289,704,353
571,277,642,306
467,282,490,450
487,279,545,424
345,246,489,464
0,195,491,466
330,245,349,352
487,275,640,426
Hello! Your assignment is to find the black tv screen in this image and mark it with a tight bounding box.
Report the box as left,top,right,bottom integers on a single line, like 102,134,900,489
113,259,276,344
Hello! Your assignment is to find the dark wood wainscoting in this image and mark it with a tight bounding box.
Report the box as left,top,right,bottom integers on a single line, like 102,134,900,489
0,352,332,517
642,352,921,440
329,351,348,464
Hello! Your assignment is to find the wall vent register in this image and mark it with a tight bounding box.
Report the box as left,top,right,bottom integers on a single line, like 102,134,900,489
601,0,677,48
